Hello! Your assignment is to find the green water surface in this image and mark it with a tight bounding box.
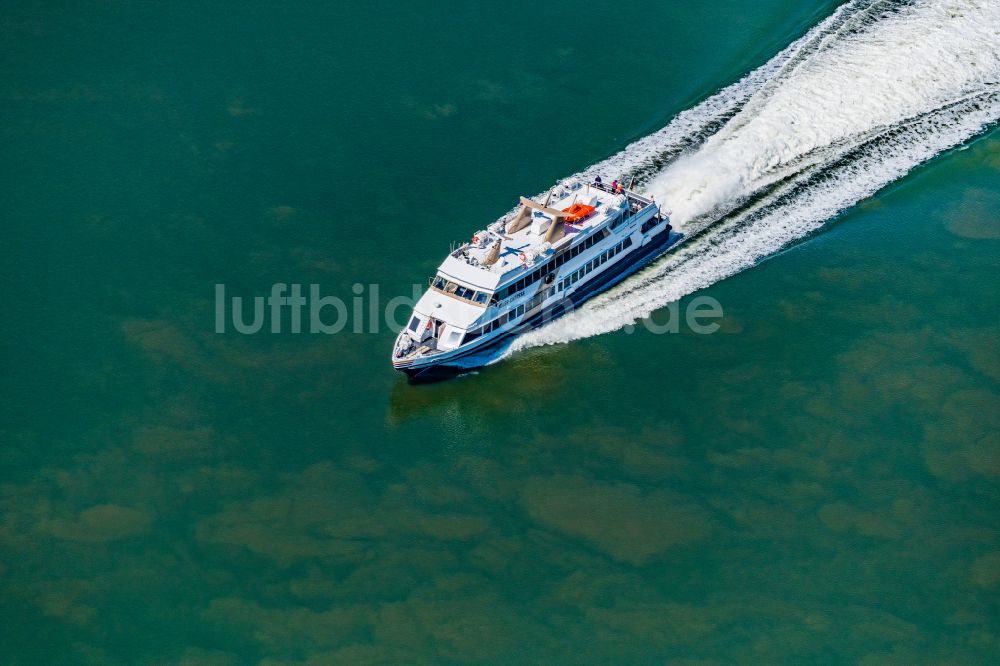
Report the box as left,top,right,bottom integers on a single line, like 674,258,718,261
2,0,999,663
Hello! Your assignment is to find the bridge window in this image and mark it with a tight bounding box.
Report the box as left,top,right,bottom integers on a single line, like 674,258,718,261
431,274,491,305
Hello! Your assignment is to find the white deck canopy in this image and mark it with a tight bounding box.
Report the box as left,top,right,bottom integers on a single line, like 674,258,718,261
452,178,636,278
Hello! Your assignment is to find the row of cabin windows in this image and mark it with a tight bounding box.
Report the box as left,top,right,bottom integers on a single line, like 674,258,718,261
464,287,555,344
494,230,609,301
610,210,630,230
640,216,665,234
430,275,490,305
558,238,632,291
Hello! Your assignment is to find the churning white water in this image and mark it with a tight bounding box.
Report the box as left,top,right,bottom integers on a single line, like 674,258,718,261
507,0,1000,352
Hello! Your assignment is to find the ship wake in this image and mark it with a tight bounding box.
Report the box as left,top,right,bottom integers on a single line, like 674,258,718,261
506,0,1000,353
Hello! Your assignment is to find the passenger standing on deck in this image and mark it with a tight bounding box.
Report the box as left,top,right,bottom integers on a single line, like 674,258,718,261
611,179,618,192
594,175,603,188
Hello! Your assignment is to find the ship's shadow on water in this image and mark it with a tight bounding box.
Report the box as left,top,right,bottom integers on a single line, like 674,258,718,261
386,341,600,424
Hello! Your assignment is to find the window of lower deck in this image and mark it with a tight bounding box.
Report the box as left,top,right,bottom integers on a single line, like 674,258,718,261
407,316,421,332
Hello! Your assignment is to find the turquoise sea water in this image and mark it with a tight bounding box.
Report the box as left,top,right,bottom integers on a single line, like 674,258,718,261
2,0,999,663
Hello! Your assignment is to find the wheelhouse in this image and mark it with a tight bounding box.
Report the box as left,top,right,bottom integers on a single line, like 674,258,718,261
429,274,493,306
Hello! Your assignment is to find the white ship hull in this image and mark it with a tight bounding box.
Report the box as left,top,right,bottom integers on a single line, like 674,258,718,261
392,181,679,382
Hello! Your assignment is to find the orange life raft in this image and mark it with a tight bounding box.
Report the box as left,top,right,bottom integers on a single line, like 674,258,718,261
561,203,596,223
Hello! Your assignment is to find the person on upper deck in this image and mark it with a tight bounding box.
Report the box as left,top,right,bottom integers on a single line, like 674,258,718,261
611,179,618,191
594,175,603,188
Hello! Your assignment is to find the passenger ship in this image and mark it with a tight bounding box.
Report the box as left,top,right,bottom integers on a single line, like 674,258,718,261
391,177,679,381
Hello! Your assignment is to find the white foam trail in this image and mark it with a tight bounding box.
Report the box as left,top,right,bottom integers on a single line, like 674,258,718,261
564,0,882,187
508,0,1000,352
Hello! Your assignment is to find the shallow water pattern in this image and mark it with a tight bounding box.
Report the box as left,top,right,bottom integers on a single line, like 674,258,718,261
1,1,999,663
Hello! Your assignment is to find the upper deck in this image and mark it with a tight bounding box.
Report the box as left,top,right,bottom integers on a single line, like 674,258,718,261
438,178,655,291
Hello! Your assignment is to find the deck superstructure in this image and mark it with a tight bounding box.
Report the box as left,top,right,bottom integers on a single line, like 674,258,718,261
392,177,677,381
